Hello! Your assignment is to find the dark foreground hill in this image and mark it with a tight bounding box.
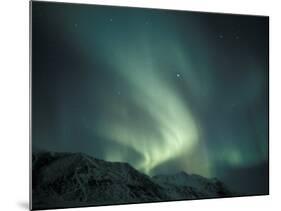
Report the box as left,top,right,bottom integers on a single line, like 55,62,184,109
32,152,233,210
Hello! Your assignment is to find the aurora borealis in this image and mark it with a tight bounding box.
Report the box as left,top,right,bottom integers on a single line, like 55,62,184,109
32,2,269,194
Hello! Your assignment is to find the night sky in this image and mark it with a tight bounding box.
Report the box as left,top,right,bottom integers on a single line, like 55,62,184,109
32,2,269,194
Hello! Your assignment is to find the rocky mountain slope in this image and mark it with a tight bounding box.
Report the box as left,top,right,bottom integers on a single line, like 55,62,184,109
32,152,233,210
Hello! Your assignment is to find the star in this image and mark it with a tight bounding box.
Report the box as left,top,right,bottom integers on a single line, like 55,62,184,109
109,18,113,22
219,34,224,39
74,23,78,28
235,35,240,39
176,73,181,78
117,91,121,95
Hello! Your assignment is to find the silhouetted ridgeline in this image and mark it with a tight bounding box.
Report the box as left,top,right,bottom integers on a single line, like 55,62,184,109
32,152,233,210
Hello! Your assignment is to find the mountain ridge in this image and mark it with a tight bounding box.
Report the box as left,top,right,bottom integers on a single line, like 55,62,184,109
32,151,233,210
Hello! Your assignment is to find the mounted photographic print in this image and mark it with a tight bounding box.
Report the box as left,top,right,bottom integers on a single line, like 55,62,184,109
30,1,269,210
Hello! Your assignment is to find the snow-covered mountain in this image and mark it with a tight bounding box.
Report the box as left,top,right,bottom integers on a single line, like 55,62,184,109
152,171,232,199
32,152,233,210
